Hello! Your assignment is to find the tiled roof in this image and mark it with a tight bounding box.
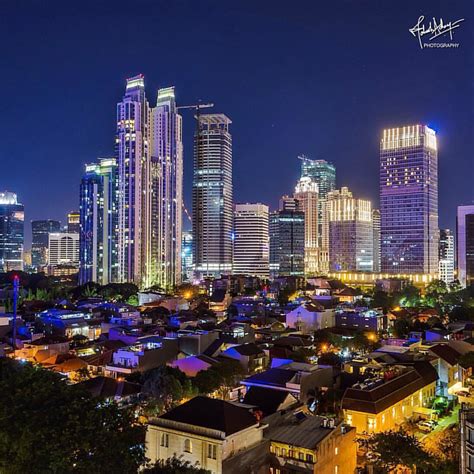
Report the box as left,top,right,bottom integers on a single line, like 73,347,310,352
243,386,294,416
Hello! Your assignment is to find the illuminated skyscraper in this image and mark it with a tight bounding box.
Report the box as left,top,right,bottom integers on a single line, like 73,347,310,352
457,205,474,287
79,158,118,285
233,203,269,278
150,87,183,289
193,114,233,279
31,220,61,269
372,209,381,272
299,157,336,273
67,211,80,233
116,74,150,285
294,177,319,275
48,232,79,266
0,191,24,272
327,187,373,272
380,125,439,274
181,231,193,282
438,228,455,285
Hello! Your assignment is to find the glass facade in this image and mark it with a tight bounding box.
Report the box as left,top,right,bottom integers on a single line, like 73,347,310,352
457,205,474,287
0,191,24,272
380,125,438,274
31,219,61,269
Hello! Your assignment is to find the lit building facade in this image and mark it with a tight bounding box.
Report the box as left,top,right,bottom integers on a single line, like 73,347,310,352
193,114,233,279
380,125,439,275
457,205,474,287
67,211,80,233
149,87,183,289
294,177,319,276
438,228,455,285
372,209,381,273
48,232,79,266
79,158,118,285
0,191,24,272
327,187,373,272
233,203,269,278
181,231,193,282
31,219,61,269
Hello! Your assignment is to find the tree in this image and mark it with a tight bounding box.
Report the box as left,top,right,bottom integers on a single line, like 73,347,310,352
144,455,210,473
317,352,341,367
0,358,145,473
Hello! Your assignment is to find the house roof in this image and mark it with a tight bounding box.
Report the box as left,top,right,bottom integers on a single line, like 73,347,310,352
158,396,258,435
232,343,264,356
274,336,312,348
243,368,297,388
342,361,438,414
202,338,225,357
243,386,295,416
78,376,141,398
429,344,462,366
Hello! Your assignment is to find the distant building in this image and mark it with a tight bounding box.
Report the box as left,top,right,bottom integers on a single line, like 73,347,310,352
286,302,335,333
233,203,269,278
327,187,373,272
372,209,381,273
48,233,79,267
31,220,61,269
181,231,193,282
193,114,233,280
335,307,385,332
457,205,474,287
380,125,439,275
438,228,455,285
0,191,24,272
67,211,80,233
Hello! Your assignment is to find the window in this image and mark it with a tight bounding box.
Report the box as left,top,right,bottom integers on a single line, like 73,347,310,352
306,453,314,463
335,447,338,455
207,443,217,460
184,439,192,453
299,452,304,460
160,433,169,447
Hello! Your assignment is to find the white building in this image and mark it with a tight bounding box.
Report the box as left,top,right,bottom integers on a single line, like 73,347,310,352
233,203,269,278
286,302,335,334
48,232,79,266
439,228,455,285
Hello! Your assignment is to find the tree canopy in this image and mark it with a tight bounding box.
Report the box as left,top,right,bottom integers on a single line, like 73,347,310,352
144,455,210,473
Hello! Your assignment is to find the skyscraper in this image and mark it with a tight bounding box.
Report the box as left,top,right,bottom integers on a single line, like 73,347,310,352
48,232,79,266
294,177,319,276
299,157,336,273
327,187,373,272
372,209,381,273
193,114,233,280
31,220,61,269
67,211,80,233
116,74,150,285
181,231,193,282
380,125,439,274
79,158,118,285
149,87,183,289
457,205,474,287
438,228,455,285
233,203,269,278
0,191,24,272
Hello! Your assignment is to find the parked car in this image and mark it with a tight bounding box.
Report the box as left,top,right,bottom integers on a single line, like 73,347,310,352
417,420,435,432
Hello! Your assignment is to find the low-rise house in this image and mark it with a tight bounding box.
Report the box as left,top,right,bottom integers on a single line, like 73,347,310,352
265,408,357,474
286,302,335,334
37,309,95,340
221,343,268,373
174,329,219,356
171,354,218,377
78,376,141,405
342,361,438,435
220,322,255,344
15,336,70,362
335,307,385,332
209,289,232,319
146,396,268,474
243,386,297,417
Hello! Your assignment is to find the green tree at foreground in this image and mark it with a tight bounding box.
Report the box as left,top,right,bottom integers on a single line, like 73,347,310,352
0,358,145,474
144,455,210,473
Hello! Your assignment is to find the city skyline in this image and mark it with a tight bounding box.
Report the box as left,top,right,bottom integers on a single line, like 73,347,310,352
1,1,471,248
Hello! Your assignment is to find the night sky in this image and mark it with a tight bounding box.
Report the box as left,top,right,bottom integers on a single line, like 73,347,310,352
1,0,472,247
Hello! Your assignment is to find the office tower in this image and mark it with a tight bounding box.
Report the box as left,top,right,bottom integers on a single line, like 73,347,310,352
181,231,193,282
193,114,233,280
31,220,61,269
279,195,298,212
79,158,118,285
269,207,305,277
372,209,381,272
299,157,336,273
380,125,439,274
438,228,455,285
48,232,79,266
116,74,150,285
327,187,373,272
67,211,80,233
149,87,183,289
233,203,269,278
294,177,319,276
457,205,474,287
0,191,24,272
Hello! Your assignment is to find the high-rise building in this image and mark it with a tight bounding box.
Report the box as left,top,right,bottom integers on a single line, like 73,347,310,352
269,206,305,278
327,187,373,272
67,211,80,233
181,231,193,282
48,232,79,266
193,114,233,280
457,205,474,287
372,209,381,272
31,219,61,269
79,158,118,285
380,125,439,274
0,191,24,272
299,157,336,273
460,405,474,473
438,228,455,285
116,74,150,285
294,177,319,276
233,203,269,278
149,87,183,289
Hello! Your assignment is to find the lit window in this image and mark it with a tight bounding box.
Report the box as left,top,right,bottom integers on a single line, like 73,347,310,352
207,443,217,459
335,447,339,455
184,439,192,453
160,433,169,447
